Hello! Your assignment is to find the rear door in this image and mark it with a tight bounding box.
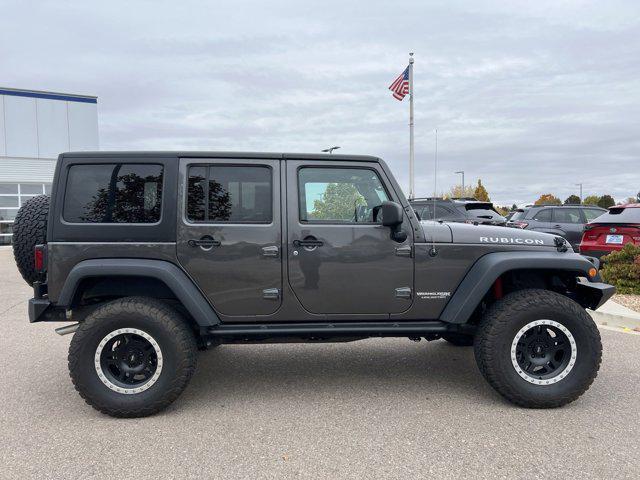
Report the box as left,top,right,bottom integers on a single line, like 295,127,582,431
176,158,282,317
552,208,584,248
286,160,414,315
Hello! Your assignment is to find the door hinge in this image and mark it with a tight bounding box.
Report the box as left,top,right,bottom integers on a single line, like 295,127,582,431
395,245,413,257
395,287,412,299
262,288,280,300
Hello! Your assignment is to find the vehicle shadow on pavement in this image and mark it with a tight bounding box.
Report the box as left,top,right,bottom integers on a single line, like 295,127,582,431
180,339,503,409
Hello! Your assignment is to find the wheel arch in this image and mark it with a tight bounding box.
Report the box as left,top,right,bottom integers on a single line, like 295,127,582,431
439,251,612,325
57,259,220,327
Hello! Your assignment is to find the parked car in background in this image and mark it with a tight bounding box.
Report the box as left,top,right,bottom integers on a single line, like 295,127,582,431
507,205,606,251
580,203,640,259
410,197,507,226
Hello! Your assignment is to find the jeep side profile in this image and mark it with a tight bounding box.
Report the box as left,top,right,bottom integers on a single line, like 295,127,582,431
13,152,614,417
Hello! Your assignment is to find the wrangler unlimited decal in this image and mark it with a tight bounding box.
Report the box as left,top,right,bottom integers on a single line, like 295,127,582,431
480,236,545,245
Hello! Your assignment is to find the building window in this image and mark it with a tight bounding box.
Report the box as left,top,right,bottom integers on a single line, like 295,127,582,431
0,183,51,245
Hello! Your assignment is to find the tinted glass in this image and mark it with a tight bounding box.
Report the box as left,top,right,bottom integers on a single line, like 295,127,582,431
554,209,581,223
0,197,19,208
0,209,17,221
583,208,605,222
20,184,43,195
64,164,163,223
591,207,640,224
0,183,18,194
533,209,552,222
298,168,389,223
187,165,272,223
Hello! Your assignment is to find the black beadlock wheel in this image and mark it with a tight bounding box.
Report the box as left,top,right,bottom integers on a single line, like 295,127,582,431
68,297,198,418
12,194,49,286
474,289,602,408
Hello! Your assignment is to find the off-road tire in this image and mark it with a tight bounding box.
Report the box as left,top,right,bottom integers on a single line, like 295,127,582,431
474,289,601,408
441,333,474,347
68,297,198,418
12,194,49,286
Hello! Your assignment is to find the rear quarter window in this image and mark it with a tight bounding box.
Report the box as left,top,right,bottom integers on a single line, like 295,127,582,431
63,163,164,223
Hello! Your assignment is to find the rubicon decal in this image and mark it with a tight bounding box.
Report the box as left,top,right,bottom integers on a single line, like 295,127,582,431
480,236,545,245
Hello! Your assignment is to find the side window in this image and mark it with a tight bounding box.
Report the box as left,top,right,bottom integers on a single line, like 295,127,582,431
583,208,605,222
298,167,390,223
63,164,163,223
554,209,581,223
533,209,552,222
434,205,452,219
186,165,272,223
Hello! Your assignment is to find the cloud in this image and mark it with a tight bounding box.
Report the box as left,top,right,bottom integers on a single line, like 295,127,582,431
1,0,639,204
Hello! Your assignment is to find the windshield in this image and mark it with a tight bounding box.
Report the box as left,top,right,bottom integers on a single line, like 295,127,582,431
509,210,526,221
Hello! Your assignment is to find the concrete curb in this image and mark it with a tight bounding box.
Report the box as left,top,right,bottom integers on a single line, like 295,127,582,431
589,307,640,335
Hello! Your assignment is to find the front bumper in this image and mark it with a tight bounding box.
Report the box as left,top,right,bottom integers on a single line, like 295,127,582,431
576,278,616,310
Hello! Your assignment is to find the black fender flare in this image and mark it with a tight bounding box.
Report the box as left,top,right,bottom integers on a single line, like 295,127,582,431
57,259,220,327
439,251,612,324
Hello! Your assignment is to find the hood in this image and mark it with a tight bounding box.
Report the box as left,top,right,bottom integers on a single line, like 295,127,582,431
445,221,560,247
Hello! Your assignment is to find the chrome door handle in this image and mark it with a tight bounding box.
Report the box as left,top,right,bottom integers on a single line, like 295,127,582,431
395,245,413,257
261,246,279,257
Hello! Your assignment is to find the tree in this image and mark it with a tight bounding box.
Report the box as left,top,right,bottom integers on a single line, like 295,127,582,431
583,195,600,206
564,194,581,205
495,205,510,216
623,197,638,205
534,194,561,206
511,203,518,211
310,183,365,221
446,184,475,199
474,179,490,202
598,195,615,209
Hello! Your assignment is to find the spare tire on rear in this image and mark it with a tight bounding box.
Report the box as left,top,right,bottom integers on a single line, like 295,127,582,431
12,195,50,286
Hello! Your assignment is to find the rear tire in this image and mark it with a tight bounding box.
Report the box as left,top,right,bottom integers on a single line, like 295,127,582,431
474,289,601,408
12,195,49,286
68,297,198,418
441,332,474,347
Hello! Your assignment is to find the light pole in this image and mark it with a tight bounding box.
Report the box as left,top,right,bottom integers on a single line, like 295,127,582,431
322,146,341,154
575,183,583,204
455,170,465,194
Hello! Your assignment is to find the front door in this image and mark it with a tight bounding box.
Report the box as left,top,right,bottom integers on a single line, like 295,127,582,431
286,160,414,315
177,158,282,317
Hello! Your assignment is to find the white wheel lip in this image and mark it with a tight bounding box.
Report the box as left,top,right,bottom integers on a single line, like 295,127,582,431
510,319,577,386
94,328,163,395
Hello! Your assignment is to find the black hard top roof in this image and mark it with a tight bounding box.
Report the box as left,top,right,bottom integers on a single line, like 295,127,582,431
61,151,381,162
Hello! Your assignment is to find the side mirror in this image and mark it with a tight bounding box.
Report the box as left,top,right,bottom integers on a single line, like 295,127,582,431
381,201,407,243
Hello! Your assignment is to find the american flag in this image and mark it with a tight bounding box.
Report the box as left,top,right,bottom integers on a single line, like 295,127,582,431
389,66,409,101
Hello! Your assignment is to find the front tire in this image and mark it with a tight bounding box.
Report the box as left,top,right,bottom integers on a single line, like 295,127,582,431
68,297,198,418
474,289,601,408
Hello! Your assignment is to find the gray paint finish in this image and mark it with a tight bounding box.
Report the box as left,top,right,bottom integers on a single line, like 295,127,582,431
286,159,414,315
176,158,283,317
47,242,178,302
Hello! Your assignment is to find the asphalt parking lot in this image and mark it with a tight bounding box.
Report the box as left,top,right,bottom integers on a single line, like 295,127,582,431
0,248,638,479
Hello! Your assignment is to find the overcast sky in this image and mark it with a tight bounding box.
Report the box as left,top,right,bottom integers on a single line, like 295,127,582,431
2,0,639,205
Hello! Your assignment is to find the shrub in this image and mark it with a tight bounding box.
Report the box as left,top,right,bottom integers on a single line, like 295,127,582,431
600,244,640,294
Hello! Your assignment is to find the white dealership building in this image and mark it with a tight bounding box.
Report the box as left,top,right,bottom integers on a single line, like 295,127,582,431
0,87,99,244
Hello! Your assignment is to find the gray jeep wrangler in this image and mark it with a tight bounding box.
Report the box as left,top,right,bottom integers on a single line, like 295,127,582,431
13,152,614,417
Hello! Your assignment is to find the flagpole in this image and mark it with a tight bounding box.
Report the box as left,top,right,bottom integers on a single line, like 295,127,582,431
408,52,415,199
